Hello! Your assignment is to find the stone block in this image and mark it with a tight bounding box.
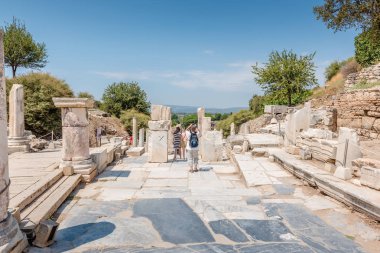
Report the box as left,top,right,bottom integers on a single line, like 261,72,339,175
148,131,168,163
242,140,249,152
300,147,312,160
90,147,108,173
285,145,300,155
202,131,223,162
361,166,380,190
62,165,74,176
126,147,145,157
110,137,124,144
33,219,59,248
362,116,375,130
335,127,362,169
324,163,336,173
148,120,171,131
233,145,243,154
251,148,266,157
268,155,275,162
333,166,352,180
81,168,97,183
226,134,245,146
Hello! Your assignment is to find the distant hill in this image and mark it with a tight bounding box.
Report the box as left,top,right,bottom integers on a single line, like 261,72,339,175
166,105,248,114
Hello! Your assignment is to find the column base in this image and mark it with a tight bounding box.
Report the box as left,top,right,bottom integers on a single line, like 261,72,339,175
8,137,30,154
0,212,28,253
60,159,96,183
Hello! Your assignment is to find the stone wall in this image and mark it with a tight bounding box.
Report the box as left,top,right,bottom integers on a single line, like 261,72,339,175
345,63,380,89
311,88,380,140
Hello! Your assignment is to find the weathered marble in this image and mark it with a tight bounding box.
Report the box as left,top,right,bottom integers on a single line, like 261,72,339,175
0,30,27,253
284,102,311,147
202,131,223,162
8,84,30,152
132,117,137,147
230,123,235,136
138,128,145,147
53,98,96,182
148,130,168,163
335,127,362,168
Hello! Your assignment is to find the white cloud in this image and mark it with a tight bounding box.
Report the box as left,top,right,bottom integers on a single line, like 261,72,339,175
202,49,214,55
94,61,257,91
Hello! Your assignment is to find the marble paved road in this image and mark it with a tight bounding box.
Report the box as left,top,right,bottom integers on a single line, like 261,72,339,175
30,154,380,253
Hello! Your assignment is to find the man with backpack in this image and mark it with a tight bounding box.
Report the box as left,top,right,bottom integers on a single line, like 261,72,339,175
185,124,201,173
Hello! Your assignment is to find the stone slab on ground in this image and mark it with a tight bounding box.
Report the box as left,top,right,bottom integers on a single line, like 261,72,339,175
126,147,145,157
244,133,282,148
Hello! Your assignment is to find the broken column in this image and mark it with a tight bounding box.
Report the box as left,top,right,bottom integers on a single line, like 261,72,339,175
138,128,145,147
0,30,27,253
8,84,30,153
53,98,96,183
148,105,171,163
132,117,137,147
334,127,363,180
284,102,311,149
230,123,235,136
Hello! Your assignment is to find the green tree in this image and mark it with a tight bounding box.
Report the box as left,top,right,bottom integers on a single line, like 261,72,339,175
325,61,343,81
182,114,198,127
101,82,150,117
171,113,180,126
313,0,380,36
216,110,258,138
120,109,150,135
252,50,317,106
355,30,380,66
6,73,73,136
77,91,95,99
3,18,47,77
249,95,265,114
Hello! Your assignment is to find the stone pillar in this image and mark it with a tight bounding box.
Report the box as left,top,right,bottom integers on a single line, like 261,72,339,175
0,30,27,253
53,98,96,183
200,117,211,158
230,123,235,136
8,84,30,153
132,117,137,147
148,105,171,163
138,128,145,147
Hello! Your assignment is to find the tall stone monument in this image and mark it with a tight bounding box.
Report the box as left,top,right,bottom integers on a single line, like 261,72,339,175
8,84,30,153
148,105,171,163
53,98,96,182
132,117,138,147
0,30,27,253
138,128,145,147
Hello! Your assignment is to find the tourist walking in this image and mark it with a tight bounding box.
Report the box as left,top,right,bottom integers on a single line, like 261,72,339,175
173,126,182,161
186,124,201,173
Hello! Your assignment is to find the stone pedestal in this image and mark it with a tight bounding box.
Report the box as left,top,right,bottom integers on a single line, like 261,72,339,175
202,131,223,162
148,120,170,162
132,117,137,147
335,127,362,168
8,84,30,153
0,30,27,253
53,98,96,183
284,102,311,147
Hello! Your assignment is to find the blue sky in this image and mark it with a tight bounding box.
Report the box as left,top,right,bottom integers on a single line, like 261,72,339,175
2,0,358,108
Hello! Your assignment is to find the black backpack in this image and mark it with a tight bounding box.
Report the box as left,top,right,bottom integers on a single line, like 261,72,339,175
189,132,199,148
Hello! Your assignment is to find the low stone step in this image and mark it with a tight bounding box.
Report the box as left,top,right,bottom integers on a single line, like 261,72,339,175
20,174,81,230
9,165,62,210
269,148,380,221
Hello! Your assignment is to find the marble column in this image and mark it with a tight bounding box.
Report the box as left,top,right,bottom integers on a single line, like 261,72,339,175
230,122,235,136
132,117,137,147
53,98,96,183
0,30,27,253
138,128,145,147
8,84,30,153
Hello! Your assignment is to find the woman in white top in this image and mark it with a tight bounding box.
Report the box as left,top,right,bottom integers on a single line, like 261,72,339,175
186,124,201,173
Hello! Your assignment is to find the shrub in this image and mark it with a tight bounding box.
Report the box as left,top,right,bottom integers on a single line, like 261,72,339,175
216,110,258,138
325,61,343,82
249,95,265,114
355,30,380,67
6,72,73,137
340,58,361,78
350,81,380,90
120,109,150,135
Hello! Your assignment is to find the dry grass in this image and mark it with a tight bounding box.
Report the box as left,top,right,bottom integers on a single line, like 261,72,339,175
312,72,345,99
